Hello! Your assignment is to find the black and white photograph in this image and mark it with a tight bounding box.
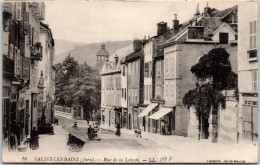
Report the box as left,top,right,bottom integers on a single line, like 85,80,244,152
1,0,258,163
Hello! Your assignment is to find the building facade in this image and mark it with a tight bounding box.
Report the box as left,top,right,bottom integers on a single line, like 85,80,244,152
163,5,238,137
124,40,143,130
237,2,258,143
2,2,55,150
39,22,55,124
100,44,133,129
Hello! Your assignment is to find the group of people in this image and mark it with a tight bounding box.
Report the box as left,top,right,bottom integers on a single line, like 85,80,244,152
10,120,39,151
87,124,100,140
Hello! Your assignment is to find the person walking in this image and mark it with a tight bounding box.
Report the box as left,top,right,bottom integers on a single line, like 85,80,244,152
116,123,121,136
30,127,39,150
88,125,93,140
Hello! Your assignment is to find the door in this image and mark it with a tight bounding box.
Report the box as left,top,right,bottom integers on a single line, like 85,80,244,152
242,105,258,142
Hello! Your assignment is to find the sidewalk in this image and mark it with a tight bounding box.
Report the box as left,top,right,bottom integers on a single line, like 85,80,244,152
100,125,258,162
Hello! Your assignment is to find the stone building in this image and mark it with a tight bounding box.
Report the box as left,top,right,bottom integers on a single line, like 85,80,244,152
2,2,55,149
96,43,109,73
162,5,238,137
237,2,258,143
123,40,144,130
39,22,55,124
100,44,133,129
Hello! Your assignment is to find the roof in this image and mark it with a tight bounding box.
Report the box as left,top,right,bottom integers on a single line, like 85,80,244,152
125,50,143,62
96,44,109,56
162,6,237,47
100,44,133,75
109,44,133,61
96,49,109,56
212,5,237,18
40,22,55,47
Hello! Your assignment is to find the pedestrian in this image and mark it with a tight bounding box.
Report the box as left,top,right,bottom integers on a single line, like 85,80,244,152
30,127,39,150
10,120,19,149
88,125,93,140
116,123,121,136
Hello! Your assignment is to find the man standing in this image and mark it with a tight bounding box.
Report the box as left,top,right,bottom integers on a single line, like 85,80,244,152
116,123,121,136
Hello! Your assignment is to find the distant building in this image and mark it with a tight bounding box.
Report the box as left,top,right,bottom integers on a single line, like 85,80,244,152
124,40,144,130
237,2,258,143
100,44,133,129
96,43,109,73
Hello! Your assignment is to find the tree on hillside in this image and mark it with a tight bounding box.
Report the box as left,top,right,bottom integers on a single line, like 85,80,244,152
55,56,101,120
55,54,79,106
183,48,238,140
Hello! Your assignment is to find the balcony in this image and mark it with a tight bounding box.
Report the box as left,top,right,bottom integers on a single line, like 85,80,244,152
31,42,43,61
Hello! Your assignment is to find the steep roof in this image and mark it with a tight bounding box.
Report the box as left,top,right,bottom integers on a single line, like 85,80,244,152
100,44,133,75
212,5,237,18
125,50,143,62
162,6,237,47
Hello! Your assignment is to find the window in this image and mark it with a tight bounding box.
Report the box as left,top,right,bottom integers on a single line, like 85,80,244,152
16,2,21,20
129,89,131,102
165,82,169,100
165,56,168,76
122,66,125,76
135,89,138,102
252,70,257,92
219,33,229,44
149,62,152,77
122,89,124,98
149,85,152,100
250,20,257,49
128,63,132,75
156,86,160,97
9,44,13,59
157,61,161,78
144,86,147,101
132,89,134,103
144,62,149,77
124,88,126,100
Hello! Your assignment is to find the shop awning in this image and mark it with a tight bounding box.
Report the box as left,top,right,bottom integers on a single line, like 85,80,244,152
138,103,158,117
148,107,173,120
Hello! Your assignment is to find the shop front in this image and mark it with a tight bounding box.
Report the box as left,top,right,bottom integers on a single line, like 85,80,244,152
149,107,174,135
138,103,158,132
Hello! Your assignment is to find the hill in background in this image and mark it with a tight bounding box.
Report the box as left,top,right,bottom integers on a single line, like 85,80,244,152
54,40,133,67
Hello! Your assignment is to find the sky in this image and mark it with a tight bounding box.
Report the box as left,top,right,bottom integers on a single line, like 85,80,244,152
45,0,242,44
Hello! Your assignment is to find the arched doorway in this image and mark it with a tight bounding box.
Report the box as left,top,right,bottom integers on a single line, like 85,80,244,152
128,114,132,130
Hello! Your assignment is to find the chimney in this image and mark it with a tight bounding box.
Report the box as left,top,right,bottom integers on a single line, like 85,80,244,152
194,3,200,16
157,22,167,36
133,39,142,52
203,2,211,17
173,14,179,35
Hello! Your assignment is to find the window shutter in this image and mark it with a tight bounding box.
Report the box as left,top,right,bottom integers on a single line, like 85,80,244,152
9,44,14,59
16,2,21,20
14,47,17,75
18,49,22,76
23,12,29,35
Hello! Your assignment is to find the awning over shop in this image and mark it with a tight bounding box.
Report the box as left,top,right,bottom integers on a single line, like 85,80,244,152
148,107,173,120
138,103,158,117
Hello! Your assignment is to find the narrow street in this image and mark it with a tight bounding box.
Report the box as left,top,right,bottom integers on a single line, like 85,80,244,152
3,116,257,163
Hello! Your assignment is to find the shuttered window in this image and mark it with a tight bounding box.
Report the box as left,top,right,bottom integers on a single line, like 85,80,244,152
16,2,21,20
249,20,257,49
252,70,258,92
